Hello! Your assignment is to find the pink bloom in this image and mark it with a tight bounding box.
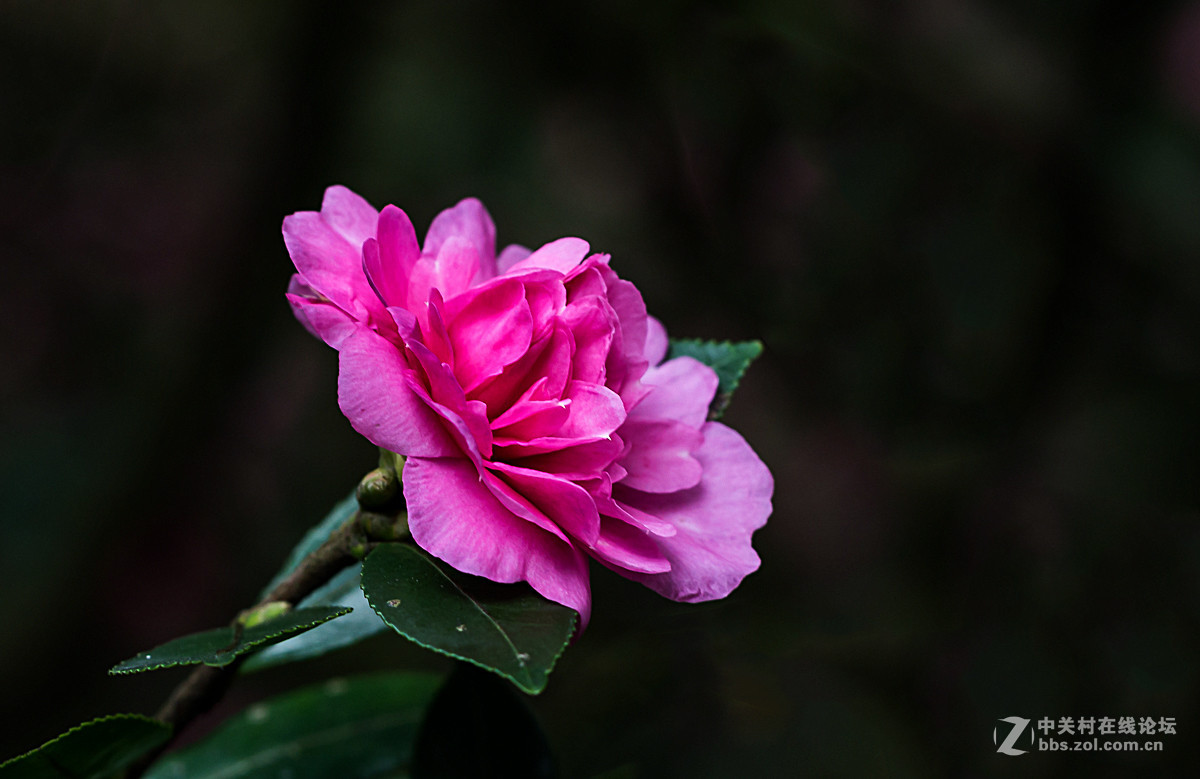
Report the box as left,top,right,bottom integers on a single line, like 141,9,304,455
284,186,772,624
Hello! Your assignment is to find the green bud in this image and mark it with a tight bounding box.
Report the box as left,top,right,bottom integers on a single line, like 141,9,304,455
356,467,399,509
238,601,291,628
359,510,410,541
378,448,406,474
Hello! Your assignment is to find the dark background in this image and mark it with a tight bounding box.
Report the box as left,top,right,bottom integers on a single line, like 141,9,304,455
2,1,1198,776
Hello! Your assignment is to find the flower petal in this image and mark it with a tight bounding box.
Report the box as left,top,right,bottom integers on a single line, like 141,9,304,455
644,315,668,365
423,197,497,279
616,417,703,493
286,279,359,349
402,333,493,459
335,326,459,457
615,423,773,602
362,206,420,307
283,193,381,323
591,516,671,574
631,356,719,429
472,323,572,413
488,461,601,545
496,243,532,275
504,435,624,480
506,237,590,275
446,278,533,392
318,185,379,247
405,456,592,622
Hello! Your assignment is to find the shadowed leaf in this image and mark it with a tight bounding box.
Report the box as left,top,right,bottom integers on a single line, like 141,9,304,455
361,543,576,694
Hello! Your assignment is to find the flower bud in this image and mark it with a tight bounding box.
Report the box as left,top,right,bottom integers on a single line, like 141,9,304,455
238,601,292,628
356,467,398,509
358,510,410,541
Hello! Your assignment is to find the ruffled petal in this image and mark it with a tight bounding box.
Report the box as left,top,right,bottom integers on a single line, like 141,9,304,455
286,278,360,349
615,417,703,493
615,423,773,602
503,434,623,480
423,197,497,279
402,333,494,459
488,461,601,545
591,516,671,574
506,237,590,275
631,356,719,429
283,200,381,324
472,323,572,413
362,206,420,308
445,278,533,392
335,326,459,457
318,185,379,247
496,243,532,276
644,316,669,365
405,456,592,623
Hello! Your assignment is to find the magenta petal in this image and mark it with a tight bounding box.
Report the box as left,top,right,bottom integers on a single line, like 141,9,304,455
319,186,378,244
489,461,601,545
496,243,532,275
591,516,671,574
491,379,570,439
616,417,703,493
601,272,649,366
433,237,483,300
478,468,571,543
446,279,533,392
402,334,494,459
286,277,361,349
421,290,455,366
423,197,497,273
502,435,623,480
595,487,677,538
631,356,719,429
284,212,379,323
287,294,358,349
362,206,420,306
506,237,590,275
335,326,459,457
616,423,773,602
472,323,573,412
562,296,616,385
644,316,668,365
406,457,592,623
283,187,381,321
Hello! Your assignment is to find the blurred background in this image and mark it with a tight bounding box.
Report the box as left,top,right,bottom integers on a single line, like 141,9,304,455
2,0,1198,776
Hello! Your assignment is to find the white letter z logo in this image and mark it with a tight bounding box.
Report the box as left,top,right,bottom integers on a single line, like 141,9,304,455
994,716,1031,756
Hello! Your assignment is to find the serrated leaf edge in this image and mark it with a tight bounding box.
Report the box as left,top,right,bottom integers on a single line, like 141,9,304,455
108,606,353,675
0,713,170,770
668,337,763,395
362,545,575,695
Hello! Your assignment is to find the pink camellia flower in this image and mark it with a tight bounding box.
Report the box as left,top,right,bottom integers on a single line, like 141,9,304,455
284,186,772,625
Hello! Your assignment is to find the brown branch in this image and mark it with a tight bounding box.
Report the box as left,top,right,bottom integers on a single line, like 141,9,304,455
125,514,374,777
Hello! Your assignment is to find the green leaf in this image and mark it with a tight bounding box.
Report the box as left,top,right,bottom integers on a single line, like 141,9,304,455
242,564,389,672
666,338,764,419
0,714,170,779
259,492,359,599
361,543,576,695
143,672,441,779
110,607,352,674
